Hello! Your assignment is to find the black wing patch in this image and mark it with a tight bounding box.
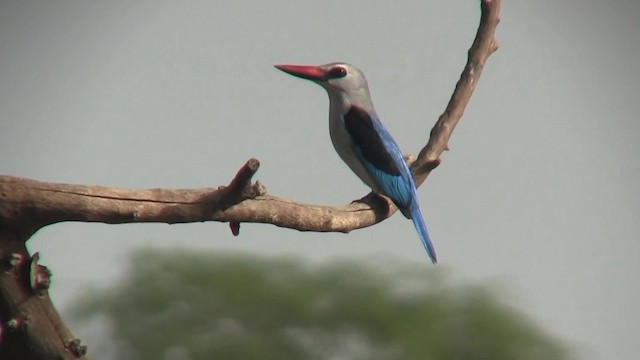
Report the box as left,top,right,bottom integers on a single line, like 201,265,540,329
344,106,401,176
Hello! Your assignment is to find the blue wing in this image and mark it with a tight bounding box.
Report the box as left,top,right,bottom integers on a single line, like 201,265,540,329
344,106,437,263
343,106,415,212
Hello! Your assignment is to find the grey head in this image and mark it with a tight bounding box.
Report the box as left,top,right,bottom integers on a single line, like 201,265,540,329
274,62,374,110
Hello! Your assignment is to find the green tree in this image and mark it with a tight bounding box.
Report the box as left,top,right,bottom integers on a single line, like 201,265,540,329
70,249,569,360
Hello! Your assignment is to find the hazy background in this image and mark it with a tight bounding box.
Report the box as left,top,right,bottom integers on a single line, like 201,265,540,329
1,1,638,359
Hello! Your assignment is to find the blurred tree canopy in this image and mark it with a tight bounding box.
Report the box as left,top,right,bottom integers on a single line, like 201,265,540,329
70,249,569,360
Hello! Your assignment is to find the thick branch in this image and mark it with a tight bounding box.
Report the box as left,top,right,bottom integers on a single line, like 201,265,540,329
0,164,390,235
0,239,88,360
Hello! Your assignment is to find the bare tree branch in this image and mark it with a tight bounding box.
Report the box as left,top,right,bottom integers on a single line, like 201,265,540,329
0,1,501,359
413,0,501,185
0,163,389,234
0,0,501,236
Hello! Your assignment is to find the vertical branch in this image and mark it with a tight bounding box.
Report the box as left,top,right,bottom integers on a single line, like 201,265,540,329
412,0,501,186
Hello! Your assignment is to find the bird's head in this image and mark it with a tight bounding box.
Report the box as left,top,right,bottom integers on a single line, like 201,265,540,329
275,62,371,106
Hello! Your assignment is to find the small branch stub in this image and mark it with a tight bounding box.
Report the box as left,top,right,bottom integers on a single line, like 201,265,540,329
229,222,241,236
8,253,22,269
5,318,21,332
29,252,52,294
66,338,87,357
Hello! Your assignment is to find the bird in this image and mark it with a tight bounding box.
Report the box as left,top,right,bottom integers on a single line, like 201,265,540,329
274,62,437,263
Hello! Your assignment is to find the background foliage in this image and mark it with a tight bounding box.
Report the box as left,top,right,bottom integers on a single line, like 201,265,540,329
70,249,570,360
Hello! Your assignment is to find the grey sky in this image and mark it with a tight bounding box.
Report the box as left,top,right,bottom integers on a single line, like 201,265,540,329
1,1,639,359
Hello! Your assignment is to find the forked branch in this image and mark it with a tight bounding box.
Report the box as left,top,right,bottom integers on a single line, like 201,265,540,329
0,2,501,359
0,0,501,236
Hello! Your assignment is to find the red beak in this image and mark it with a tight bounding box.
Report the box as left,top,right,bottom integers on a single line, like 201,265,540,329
274,64,326,81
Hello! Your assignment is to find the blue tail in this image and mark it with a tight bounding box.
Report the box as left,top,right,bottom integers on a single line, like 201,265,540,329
409,204,437,264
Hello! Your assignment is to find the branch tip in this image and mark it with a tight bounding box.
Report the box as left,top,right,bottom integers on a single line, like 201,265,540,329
230,221,241,236
226,158,261,195
246,158,260,171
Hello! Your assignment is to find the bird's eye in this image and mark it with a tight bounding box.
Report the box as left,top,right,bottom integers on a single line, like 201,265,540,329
328,66,347,79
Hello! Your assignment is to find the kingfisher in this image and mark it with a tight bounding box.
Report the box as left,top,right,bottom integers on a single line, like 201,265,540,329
275,62,437,263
